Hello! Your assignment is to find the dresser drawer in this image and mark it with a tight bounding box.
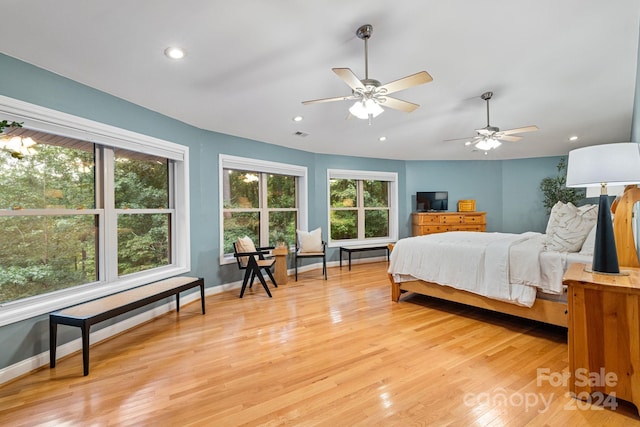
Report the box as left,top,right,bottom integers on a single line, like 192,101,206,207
413,214,440,225
463,214,486,224
456,225,486,232
413,225,453,235
439,214,465,224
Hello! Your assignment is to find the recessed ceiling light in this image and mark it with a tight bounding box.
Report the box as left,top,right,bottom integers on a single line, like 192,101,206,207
164,47,186,60
378,136,387,142
569,136,579,141
292,116,303,122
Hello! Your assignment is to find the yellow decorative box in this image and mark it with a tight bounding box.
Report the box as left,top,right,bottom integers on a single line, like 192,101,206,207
458,199,476,212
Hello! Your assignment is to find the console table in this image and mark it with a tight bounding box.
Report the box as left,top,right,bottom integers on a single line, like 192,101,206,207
563,263,640,414
340,245,390,271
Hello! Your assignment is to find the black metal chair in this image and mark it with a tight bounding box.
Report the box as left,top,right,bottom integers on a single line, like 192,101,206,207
233,242,277,298
294,231,327,281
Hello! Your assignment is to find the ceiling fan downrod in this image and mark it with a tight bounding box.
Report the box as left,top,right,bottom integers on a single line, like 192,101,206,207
356,24,373,81
481,91,493,128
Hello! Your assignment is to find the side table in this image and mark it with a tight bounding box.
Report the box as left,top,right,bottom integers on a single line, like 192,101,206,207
272,247,289,285
563,262,640,415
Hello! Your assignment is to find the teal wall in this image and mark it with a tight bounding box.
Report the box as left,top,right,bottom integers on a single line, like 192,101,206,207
0,53,599,372
405,157,561,234
502,157,563,233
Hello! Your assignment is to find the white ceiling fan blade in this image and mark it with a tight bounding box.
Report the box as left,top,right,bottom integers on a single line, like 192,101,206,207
380,96,419,113
332,68,365,91
378,71,433,95
302,95,357,105
500,125,539,135
496,135,522,142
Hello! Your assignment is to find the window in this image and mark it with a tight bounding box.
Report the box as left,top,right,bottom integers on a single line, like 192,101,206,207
327,169,398,246
219,155,307,263
0,95,189,326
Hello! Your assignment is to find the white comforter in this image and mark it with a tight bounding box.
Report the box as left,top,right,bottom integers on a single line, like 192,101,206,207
388,232,579,307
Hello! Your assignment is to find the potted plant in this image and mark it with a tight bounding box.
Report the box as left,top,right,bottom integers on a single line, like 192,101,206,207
540,157,584,213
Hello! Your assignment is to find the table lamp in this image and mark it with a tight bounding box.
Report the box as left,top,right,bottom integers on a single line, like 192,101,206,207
566,142,640,274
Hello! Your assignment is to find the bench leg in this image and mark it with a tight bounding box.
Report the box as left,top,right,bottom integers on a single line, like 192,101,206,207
50,320,57,368
176,292,180,312
200,282,206,314
82,323,90,376
349,252,352,271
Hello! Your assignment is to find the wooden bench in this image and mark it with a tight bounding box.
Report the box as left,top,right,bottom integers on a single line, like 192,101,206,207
339,245,391,271
50,276,205,376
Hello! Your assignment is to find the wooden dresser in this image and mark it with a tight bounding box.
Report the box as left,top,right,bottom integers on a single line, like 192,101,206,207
411,211,486,236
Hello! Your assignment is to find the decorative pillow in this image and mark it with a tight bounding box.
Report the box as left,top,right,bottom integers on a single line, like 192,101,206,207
236,236,257,264
297,228,323,253
546,203,598,252
579,224,597,256
545,201,569,235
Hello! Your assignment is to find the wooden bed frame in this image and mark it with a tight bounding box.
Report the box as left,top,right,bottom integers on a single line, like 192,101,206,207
389,186,640,328
389,272,569,327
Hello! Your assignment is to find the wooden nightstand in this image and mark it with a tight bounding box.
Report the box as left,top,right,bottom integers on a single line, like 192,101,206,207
563,263,640,414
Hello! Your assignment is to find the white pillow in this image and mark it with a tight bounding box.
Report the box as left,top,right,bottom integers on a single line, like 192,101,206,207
546,203,597,252
297,228,323,253
579,224,597,256
545,201,569,235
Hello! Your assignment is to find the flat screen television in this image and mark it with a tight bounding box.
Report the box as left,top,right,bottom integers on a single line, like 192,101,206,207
417,191,448,211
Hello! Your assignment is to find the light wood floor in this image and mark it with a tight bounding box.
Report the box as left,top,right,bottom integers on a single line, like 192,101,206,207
1,262,639,426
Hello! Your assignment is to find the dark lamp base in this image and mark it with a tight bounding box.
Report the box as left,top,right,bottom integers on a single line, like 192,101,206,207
591,195,620,274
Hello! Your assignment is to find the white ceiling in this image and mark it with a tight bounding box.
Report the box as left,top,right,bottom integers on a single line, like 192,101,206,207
1,0,639,160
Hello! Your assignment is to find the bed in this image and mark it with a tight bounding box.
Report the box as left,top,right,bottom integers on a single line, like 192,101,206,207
387,197,638,327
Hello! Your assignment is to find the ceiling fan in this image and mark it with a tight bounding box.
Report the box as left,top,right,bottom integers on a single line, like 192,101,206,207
447,91,538,152
302,24,433,124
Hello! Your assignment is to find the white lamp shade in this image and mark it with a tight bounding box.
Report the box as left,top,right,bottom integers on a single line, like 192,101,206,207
566,143,640,188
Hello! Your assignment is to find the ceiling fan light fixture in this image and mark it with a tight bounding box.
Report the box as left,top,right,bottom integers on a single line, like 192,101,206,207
349,99,384,120
475,137,501,151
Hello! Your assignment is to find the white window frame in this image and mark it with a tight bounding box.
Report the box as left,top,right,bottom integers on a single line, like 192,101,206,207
219,154,308,264
327,169,398,247
218,154,309,265
0,95,190,327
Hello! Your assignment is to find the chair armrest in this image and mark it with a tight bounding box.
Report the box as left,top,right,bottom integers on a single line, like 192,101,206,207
233,250,266,258
256,246,275,251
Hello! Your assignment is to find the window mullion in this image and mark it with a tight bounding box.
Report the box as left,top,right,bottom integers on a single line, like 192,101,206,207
102,147,118,282
357,180,365,239
260,173,269,247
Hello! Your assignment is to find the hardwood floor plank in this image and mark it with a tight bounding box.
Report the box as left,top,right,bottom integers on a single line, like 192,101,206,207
1,262,639,425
